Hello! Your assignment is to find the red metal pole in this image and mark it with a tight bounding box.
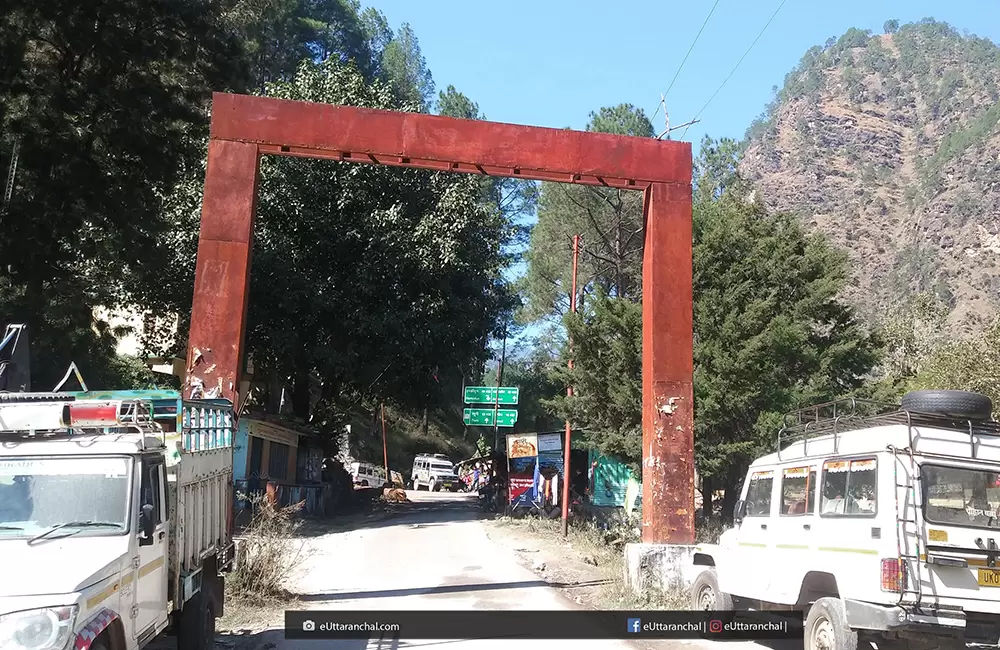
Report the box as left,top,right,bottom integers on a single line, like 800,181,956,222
561,234,580,537
381,402,390,486
641,182,695,544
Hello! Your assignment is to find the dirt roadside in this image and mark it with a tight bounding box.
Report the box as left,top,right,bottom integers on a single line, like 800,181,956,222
483,516,688,611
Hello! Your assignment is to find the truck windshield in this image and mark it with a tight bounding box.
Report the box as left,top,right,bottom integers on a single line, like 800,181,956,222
0,456,131,537
431,463,453,472
923,464,1000,529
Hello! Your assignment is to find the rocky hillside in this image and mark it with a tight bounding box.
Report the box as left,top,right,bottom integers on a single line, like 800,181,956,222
740,19,1000,332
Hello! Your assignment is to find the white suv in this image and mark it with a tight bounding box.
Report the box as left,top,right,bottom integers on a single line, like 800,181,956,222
350,461,386,487
691,390,1000,650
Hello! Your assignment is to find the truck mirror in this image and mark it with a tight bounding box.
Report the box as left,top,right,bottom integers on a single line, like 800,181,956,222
734,499,747,523
140,503,156,541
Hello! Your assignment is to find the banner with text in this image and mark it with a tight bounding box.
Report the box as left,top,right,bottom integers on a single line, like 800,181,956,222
285,610,804,640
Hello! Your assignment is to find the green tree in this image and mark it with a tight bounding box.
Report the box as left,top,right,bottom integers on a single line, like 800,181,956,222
435,85,538,250
520,104,653,322
0,0,246,388
149,58,517,433
545,136,880,519
380,23,434,110
691,189,879,516
228,0,373,90
884,19,900,34
912,318,1000,413
545,291,642,463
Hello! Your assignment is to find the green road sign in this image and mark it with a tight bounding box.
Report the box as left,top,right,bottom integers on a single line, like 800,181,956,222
463,408,518,427
463,386,519,405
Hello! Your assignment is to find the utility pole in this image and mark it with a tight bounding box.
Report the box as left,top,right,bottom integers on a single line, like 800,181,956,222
492,325,508,452
381,401,389,486
561,234,581,537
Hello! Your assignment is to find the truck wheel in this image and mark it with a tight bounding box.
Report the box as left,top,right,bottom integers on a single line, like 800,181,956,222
178,586,216,650
805,598,857,650
429,480,437,492
690,569,733,610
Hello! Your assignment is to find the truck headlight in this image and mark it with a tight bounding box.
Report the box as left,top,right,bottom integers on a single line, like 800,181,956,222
0,606,77,650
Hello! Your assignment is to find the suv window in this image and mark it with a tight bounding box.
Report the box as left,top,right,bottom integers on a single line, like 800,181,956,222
821,458,877,516
745,470,774,516
780,466,817,516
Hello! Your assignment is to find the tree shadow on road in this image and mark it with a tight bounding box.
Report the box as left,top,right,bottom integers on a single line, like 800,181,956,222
295,496,492,537
296,578,611,603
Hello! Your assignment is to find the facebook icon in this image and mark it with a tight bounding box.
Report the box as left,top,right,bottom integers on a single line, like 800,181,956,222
627,618,642,633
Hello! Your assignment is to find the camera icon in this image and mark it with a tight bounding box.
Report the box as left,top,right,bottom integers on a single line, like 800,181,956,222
302,620,316,632
709,620,723,633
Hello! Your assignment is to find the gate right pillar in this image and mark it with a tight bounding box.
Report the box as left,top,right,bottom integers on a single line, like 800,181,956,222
625,180,698,595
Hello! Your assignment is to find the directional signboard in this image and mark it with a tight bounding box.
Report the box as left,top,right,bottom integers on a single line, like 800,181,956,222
464,386,519,405
463,408,517,427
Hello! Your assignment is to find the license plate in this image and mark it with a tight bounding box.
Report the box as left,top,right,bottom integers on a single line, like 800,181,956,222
977,568,1000,587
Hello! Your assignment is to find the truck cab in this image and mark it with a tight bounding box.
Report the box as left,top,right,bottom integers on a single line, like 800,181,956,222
691,390,1000,650
0,391,233,650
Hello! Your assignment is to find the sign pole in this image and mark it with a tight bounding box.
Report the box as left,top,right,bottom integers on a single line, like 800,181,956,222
493,326,507,452
381,401,390,487
561,234,580,537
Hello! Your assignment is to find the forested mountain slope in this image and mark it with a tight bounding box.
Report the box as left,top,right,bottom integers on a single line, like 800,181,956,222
741,19,1000,332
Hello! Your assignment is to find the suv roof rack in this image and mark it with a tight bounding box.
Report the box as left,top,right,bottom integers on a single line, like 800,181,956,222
777,397,1000,460
0,391,79,403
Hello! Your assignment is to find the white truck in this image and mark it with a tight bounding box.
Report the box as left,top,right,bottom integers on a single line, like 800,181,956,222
691,389,1000,650
0,389,234,650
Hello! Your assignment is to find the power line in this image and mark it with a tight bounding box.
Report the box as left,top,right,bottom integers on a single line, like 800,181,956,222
667,0,721,97
649,0,720,124
679,0,789,141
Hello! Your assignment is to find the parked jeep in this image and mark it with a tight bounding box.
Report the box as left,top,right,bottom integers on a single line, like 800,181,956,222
691,390,1000,650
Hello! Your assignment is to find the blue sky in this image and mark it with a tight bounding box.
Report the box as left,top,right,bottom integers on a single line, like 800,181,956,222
371,0,998,151
367,0,999,356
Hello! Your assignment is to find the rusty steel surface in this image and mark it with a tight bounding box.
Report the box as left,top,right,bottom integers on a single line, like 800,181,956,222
641,182,695,544
185,139,260,404
209,93,690,187
189,94,694,544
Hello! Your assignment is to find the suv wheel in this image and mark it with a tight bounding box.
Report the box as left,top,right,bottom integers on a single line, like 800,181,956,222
429,479,438,492
805,598,857,650
690,569,733,610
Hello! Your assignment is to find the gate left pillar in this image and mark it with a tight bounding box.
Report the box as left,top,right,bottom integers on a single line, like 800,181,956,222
184,139,260,409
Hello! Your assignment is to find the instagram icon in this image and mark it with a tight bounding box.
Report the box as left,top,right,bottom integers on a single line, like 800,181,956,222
709,620,723,633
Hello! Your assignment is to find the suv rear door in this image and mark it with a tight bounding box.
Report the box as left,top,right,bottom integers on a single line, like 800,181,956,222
920,461,1000,609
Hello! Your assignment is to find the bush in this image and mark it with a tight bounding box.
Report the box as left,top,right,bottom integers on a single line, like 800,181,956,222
228,492,306,603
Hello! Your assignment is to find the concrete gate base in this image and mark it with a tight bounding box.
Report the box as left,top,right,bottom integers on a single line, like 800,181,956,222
624,543,700,598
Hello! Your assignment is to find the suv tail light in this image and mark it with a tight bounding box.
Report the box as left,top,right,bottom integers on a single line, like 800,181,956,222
881,557,908,592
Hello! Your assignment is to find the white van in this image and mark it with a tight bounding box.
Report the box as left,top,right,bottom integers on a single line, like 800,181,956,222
691,390,1000,650
411,454,459,492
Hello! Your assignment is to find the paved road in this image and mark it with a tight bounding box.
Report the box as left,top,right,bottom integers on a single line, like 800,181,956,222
215,490,799,650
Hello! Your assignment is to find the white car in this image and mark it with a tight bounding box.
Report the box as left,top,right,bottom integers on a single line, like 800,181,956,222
691,390,1000,650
